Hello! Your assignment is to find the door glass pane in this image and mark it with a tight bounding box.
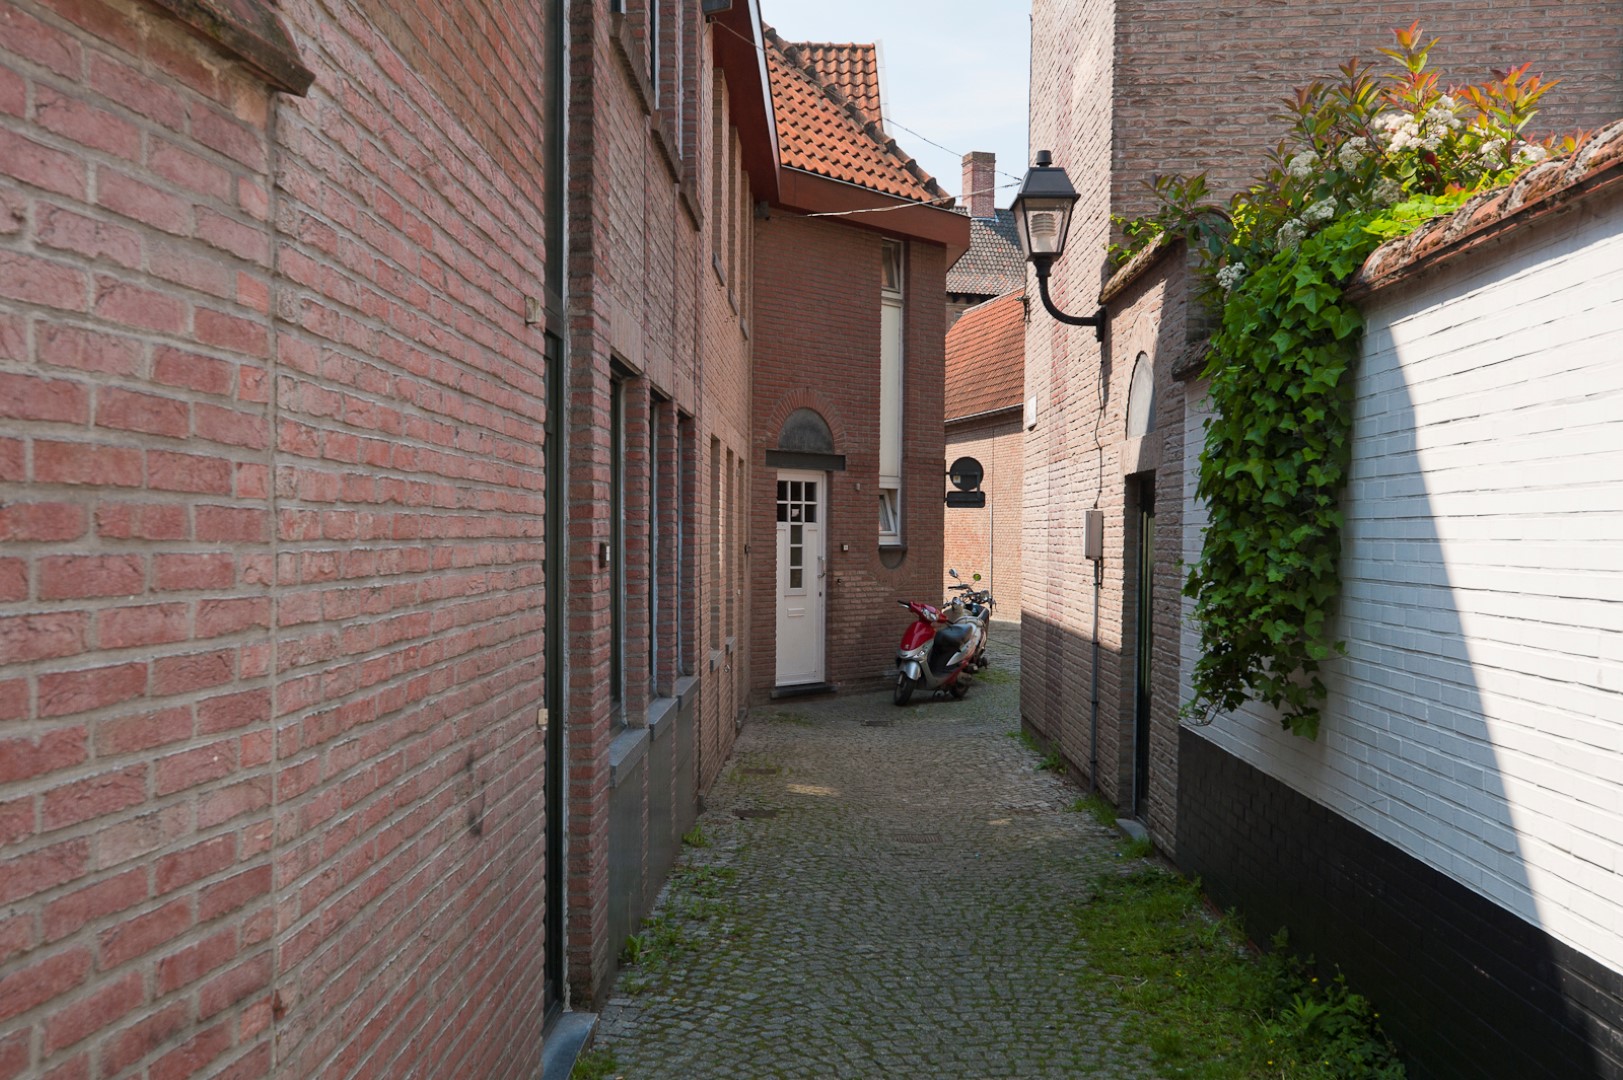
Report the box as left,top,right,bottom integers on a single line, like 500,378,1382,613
790,568,803,589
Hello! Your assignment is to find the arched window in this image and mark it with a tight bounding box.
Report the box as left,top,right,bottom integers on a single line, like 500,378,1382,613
779,408,836,454
1126,352,1157,438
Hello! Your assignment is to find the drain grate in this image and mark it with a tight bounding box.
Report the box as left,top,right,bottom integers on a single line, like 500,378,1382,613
734,807,779,820
893,832,943,844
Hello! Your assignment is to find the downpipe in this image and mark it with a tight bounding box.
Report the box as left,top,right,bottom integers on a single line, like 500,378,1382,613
1089,558,1102,794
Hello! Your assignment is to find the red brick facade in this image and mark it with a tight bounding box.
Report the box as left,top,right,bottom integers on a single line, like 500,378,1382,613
0,0,769,1073
751,212,954,695
0,0,555,1072
562,0,765,1008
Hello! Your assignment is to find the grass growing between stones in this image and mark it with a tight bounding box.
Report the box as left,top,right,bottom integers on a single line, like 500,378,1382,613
570,1048,619,1080
616,864,741,996
976,665,1015,686
1073,867,1405,1080
1072,794,1118,827
1008,728,1065,771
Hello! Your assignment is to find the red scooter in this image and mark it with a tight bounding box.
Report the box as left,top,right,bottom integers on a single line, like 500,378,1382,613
893,599,977,705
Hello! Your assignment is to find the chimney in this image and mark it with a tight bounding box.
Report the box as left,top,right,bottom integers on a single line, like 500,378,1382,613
962,151,995,219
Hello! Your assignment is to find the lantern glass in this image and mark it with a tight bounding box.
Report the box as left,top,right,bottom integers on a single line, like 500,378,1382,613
1012,153,1081,262
1015,196,1074,258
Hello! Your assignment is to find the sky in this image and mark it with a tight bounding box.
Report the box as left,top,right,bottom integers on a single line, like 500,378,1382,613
762,0,1033,208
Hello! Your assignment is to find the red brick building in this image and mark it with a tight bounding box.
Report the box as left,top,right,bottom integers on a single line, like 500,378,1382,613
561,0,774,1016
750,29,969,699
943,290,1025,612
0,0,771,1075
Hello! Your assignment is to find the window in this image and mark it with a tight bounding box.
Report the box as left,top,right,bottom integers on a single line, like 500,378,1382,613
648,0,660,106
878,240,905,545
734,457,744,634
710,437,722,646
649,396,664,697
678,414,696,677
710,71,728,283
1126,352,1158,438
727,130,741,290
776,479,819,591
610,377,626,722
725,449,736,637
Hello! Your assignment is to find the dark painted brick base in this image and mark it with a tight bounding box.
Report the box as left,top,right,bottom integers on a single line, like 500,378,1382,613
1177,729,1623,1080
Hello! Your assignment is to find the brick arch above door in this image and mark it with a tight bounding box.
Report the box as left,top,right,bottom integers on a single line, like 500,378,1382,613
763,399,848,472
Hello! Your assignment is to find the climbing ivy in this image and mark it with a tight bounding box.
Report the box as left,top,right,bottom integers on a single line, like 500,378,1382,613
1128,24,1580,736
1186,197,1461,737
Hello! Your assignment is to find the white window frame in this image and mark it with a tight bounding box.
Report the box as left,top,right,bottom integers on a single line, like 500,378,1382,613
879,239,905,546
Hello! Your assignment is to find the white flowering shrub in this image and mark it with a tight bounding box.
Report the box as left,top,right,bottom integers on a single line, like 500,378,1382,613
1116,21,1583,287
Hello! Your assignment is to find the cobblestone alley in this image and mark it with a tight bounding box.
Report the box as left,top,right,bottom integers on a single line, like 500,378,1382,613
591,628,1159,1079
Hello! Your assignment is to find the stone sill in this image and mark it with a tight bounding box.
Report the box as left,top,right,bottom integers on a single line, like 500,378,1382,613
149,0,313,95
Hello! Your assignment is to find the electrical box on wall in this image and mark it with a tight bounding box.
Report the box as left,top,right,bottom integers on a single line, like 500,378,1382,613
1084,509,1104,561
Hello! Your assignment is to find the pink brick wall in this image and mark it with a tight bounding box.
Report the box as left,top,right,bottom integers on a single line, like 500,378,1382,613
751,213,948,696
943,412,1023,613
0,0,557,1073
1111,2,1623,222
1025,0,1623,852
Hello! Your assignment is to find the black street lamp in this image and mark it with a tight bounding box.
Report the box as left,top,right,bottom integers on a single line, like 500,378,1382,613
1012,151,1107,342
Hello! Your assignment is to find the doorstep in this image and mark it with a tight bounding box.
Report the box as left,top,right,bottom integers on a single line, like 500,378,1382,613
769,681,835,700
540,1011,597,1080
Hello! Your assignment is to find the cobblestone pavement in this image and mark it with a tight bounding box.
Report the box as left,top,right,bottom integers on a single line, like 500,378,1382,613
593,624,1157,1079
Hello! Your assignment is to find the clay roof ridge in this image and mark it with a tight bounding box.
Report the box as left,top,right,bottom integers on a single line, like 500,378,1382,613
764,24,947,203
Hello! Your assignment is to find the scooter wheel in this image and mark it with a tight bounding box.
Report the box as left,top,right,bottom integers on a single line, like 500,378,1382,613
893,673,915,706
950,680,970,700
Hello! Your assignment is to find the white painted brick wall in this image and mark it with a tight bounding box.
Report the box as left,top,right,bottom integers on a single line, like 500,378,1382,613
1182,190,1623,977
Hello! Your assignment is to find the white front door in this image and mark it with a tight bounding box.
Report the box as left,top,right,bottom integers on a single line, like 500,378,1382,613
775,471,826,686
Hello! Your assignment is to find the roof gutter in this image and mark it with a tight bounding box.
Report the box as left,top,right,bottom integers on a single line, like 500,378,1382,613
946,403,1022,427
776,168,971,266
710,0,780,203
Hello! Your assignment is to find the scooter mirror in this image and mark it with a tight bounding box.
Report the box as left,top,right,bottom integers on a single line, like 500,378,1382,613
972,573,981,582
948,568,959,579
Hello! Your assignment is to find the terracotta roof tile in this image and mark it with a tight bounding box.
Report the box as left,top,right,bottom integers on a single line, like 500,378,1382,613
945,291,1026,421
765,26,944,204
792,42,883,128
1350,118,1623,298
946,208,1026,298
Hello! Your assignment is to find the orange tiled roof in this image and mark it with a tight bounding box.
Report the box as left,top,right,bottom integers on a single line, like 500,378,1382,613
945,291,1025,422
764,26,944,204
792,42,883,128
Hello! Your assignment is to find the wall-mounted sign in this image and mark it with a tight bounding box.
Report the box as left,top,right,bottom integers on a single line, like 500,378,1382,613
948,456,984,492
